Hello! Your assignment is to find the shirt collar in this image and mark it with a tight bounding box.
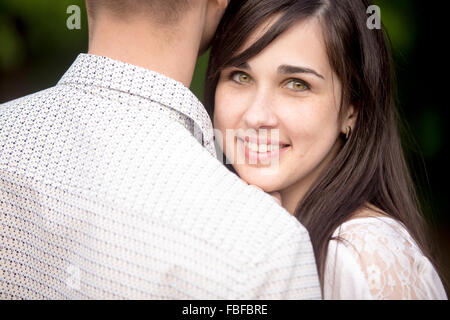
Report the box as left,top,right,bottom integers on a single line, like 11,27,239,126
57,53,216,157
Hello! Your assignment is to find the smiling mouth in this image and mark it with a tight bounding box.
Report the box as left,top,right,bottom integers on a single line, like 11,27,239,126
242,139,290,152
236,137,291,165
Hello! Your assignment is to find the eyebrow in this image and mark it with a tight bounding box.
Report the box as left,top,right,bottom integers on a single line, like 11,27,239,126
278,64,325,79
236,62,250,70
234,62,325,80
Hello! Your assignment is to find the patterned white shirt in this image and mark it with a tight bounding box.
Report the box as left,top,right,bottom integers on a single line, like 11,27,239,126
0,53,321,299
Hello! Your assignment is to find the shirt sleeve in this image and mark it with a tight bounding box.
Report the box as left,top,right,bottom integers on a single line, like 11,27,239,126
323,218,448,300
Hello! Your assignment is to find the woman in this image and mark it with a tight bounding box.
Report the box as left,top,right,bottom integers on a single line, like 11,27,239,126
205,0,447,299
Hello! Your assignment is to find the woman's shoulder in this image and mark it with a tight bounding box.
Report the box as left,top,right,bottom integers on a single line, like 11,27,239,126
331,205,425,269
325,204,447,299
333,203,414,247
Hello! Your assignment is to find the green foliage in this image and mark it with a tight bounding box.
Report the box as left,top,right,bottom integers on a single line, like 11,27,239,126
0,0,88,63
190,51,210,102
374,0,417,54
417,108,443,159
0,14,25,70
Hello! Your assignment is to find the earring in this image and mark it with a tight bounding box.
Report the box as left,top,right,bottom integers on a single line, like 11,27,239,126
345,126,352,140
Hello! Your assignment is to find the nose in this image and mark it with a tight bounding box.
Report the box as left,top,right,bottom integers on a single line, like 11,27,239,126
242,92,278,129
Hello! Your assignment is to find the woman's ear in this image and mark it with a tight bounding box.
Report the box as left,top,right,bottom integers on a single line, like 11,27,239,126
341,102,359,135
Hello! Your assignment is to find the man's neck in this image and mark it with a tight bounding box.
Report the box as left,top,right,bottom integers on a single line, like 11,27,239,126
87,15,204,88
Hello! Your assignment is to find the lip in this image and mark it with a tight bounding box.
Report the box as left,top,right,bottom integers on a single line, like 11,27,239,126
237,135,290,146
236,137,291,165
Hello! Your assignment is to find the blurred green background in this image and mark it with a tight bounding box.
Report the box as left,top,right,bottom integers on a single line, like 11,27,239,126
0,0,448,292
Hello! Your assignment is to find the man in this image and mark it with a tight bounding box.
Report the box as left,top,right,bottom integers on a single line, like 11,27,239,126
0,0,320,299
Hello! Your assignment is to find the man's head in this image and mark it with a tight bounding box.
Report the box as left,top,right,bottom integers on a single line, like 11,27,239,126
86,0,191,24
85,0,229,53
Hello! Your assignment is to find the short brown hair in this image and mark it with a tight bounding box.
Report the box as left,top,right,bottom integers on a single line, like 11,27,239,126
86,0,191,23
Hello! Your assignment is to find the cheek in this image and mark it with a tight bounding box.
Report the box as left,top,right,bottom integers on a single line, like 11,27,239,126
269,99,340,190
214,84,242,130
286,99,341,159
214,84,245,157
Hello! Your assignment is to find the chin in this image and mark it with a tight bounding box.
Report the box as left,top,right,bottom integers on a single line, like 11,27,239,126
236,167,285,193
257,184,281,193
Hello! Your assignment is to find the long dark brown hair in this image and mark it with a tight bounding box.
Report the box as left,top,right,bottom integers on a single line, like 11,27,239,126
205,0,447,292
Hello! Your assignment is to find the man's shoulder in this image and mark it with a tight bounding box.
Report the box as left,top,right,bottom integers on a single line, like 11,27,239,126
0,84,310,263
80,122,311,262
154,134,311,258
0,84,84,126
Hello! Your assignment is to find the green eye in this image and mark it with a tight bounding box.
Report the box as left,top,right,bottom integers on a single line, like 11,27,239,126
231,72,252,84
285,79,309,91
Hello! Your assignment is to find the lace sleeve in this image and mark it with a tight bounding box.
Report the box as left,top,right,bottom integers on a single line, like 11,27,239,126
324,217,447,300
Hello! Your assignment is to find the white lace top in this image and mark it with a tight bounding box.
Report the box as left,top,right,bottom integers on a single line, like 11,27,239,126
324,217,447,300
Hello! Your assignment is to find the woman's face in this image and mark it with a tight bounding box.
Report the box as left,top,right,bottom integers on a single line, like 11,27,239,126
214,17,353,211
